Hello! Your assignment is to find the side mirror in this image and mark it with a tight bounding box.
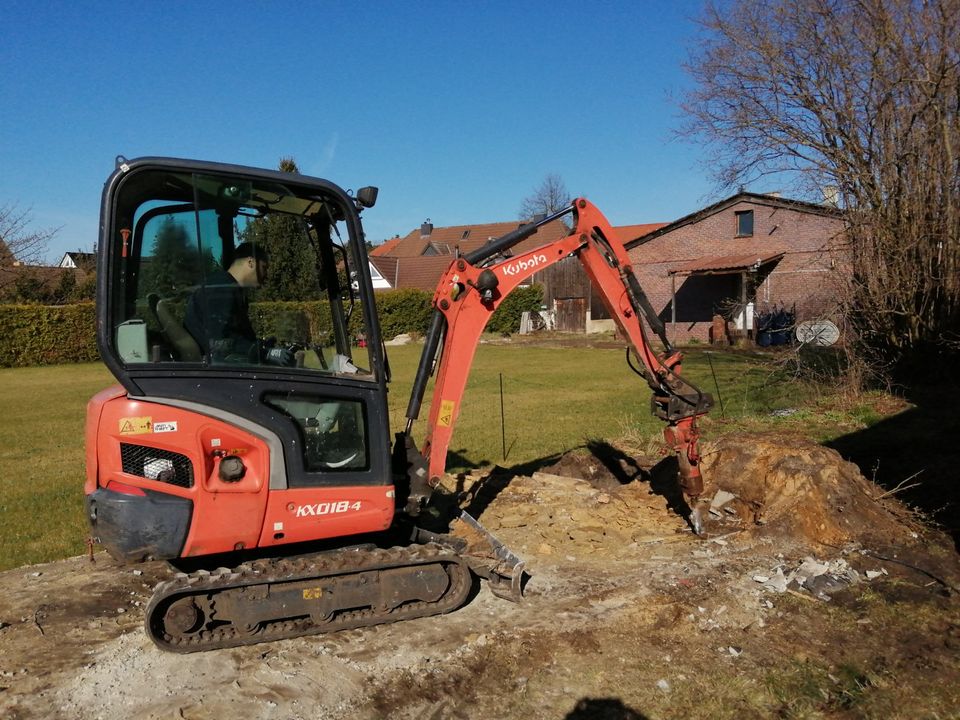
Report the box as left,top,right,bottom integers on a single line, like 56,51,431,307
356,186,378,209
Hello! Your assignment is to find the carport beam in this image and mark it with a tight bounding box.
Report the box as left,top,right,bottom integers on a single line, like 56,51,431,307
671,273,676,327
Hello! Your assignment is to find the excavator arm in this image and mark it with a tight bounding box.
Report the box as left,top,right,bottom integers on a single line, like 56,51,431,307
400,198,713,534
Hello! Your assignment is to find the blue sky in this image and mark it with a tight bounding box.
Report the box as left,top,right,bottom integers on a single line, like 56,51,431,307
1,0,717,262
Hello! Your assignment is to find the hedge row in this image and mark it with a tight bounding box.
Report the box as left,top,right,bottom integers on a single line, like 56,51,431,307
0,302,99,367
0,285,545,367
486,284,544,335
252,285,544,342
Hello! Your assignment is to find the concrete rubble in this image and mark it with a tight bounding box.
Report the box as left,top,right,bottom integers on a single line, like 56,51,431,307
752,554,888,600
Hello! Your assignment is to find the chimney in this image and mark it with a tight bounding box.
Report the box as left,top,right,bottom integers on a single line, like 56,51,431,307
420,219,433,238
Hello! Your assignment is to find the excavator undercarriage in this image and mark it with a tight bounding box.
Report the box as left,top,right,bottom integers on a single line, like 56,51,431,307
146,542,471,653
144,511,523,653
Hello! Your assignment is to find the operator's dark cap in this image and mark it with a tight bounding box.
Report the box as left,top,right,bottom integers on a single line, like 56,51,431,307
234,242,269,263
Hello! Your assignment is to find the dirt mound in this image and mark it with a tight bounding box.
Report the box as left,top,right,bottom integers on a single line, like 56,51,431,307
699,433,913,546
461,433,917,554
541,447,655,492
464,470,689,564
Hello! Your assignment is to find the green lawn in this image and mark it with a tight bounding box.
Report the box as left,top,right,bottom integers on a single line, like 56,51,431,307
0,344,886,571
392,343,813,471
0,363,116,570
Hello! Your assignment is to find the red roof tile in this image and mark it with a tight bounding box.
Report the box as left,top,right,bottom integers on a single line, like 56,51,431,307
0,264,89,298
368,255,399,284
376,219,570,259
370,237,401,257
613,223,668,244
369,218,572,291
369,255,457,292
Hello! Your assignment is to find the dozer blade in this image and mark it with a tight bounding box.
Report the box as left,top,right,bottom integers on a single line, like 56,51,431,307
449,510,526,602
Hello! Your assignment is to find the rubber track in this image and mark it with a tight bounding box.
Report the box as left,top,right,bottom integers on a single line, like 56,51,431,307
145,543,472,653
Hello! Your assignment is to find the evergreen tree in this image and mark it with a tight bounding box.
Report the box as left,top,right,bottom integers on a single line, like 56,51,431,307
141,217,211,296
241,157,321,301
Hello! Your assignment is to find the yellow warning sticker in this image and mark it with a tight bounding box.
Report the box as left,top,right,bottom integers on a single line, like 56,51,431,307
438,400,455,428
302,587,323,600
119,416,152,435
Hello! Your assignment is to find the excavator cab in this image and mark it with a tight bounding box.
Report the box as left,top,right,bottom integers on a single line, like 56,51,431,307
88,157,395,562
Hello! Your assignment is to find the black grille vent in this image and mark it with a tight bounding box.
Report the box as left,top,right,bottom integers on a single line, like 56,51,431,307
120,444,194,488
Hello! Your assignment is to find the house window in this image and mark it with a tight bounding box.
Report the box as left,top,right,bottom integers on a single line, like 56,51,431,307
735,210,754,237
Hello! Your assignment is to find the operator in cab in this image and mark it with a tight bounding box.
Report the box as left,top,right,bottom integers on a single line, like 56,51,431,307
184,242,295,367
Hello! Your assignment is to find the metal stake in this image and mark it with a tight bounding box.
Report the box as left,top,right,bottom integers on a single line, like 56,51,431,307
500,373,507,460
705,352,726,417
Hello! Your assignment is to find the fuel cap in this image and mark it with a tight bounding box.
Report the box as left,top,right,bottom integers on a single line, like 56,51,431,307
219,455,246,482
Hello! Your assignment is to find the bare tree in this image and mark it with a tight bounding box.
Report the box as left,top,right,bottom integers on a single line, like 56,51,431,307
681,0,960,383
519,174,572,220
0,204,58,266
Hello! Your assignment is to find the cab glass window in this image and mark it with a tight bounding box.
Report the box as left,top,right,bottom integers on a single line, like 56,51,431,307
264,393,368,472
109,169,373,379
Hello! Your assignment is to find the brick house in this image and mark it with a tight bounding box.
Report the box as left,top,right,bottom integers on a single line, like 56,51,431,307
625,192,845,344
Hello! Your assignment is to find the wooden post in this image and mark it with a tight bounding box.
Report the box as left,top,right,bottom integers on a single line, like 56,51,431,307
671,273,677,327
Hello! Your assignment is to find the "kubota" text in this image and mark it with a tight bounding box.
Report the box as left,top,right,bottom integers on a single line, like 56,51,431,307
501,254,548,277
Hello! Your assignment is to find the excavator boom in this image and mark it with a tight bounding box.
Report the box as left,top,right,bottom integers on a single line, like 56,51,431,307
401,199,713,529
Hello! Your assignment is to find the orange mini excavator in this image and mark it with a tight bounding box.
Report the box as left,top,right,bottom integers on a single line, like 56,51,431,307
85,157,711,652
